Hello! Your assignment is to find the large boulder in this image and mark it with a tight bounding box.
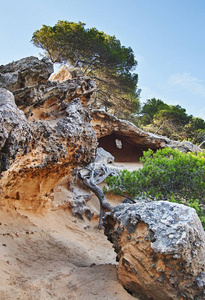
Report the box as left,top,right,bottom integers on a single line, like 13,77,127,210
103,201,205,300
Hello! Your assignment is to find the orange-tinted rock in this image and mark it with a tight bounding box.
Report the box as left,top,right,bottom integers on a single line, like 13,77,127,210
49,65,72,81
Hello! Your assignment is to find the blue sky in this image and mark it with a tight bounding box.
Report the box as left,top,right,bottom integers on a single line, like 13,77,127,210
1,0,205,119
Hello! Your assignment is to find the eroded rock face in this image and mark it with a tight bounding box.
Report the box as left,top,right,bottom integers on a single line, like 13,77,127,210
91,110,201,158
0,56,53,91
0,59,97,211
49,65,72,81
0,57,96,120
0,96,97,210
103,201,205,300
0,56,202,217
0,88,32,172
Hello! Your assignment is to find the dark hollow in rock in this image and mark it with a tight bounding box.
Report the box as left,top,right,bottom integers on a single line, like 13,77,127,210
98,133,154,162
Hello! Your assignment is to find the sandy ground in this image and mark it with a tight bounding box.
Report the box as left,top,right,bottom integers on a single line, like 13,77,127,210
0,162,141,300
112,162,143,171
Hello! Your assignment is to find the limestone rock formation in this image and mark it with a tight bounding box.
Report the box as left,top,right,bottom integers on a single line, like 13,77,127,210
91,109,201,162
1,95,96,209
0,57,97,211
0,88,32,172
103,201,205,300
49,65,72,81
95,147,115,164
0,56,53,91
0,55,202,220
0,57,96,117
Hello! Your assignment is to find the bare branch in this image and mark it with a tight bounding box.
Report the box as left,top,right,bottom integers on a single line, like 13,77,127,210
199,140,205,148
78,164,113,229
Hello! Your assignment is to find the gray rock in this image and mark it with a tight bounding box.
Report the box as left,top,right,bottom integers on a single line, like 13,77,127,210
0,88,31,172
0,79,97,211
0,57,95,114
0,56,53,91
55,98,97,164
103,201,205,300
95,147,114,164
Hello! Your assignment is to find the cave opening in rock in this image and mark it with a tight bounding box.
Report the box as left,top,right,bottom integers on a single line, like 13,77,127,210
98,133,153,162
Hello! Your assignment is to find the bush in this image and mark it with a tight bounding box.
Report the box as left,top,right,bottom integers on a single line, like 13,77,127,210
105,148,205,228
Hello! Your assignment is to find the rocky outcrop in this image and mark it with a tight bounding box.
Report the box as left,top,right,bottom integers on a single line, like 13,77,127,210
0,89,32,172
0,57,96,120
0,56,53,91
0,57,97,211
0,55,202,213
49,65,72,81
91,109,201,155
0,91,97,210
0,56,202,212
103,201,205,299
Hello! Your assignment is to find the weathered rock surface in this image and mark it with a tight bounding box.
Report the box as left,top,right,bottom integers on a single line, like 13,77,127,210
95,147,115,164
0,57,96,120
0,57,98,211
49,65,72,81
91,109,201,154
0,56,53,91
104,201,205,299
13,72,95,113
0,88,32,172
0,88,97,210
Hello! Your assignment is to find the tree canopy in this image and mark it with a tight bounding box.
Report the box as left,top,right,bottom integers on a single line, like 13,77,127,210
135,98,205,145
31,21,140,117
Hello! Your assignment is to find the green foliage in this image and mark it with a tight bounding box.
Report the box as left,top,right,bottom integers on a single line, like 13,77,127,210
184,118,205,144
187,199,205,228
31,20,140,118
140,98,169,125
136,98,205,145
105,148,205,228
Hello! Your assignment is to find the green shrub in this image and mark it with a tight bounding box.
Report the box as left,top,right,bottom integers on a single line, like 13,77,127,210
105,148,205,228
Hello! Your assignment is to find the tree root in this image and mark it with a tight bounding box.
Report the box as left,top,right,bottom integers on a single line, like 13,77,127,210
78,163,114,229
